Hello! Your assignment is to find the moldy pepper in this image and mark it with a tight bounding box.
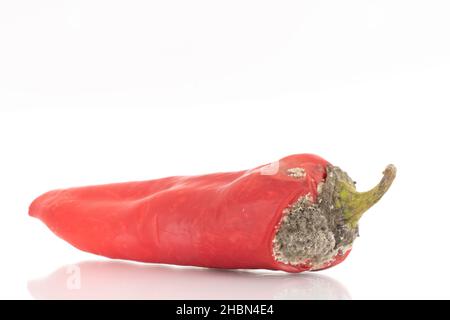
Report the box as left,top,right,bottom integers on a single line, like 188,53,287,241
29,154,396,273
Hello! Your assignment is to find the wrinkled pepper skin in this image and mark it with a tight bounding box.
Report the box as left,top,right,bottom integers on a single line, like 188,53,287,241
29,154,344,273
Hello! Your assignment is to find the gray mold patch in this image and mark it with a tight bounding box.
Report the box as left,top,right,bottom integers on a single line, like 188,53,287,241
286,167,306,179
273,166,358,268
273,197,336,266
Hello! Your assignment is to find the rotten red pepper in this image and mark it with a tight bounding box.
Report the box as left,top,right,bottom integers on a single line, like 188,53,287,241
29,154,396,273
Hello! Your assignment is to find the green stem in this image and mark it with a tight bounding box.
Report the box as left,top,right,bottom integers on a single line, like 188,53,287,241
337,165,397,228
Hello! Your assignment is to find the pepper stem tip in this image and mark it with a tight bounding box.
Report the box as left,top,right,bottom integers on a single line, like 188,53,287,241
338,164,396,228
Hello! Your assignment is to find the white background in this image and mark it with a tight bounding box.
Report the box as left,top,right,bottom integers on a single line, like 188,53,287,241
1,0,449,299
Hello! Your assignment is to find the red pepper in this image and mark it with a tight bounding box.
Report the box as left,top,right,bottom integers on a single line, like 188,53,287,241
29,154,396,273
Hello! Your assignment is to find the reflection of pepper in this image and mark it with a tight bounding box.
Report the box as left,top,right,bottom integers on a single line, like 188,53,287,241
29,154,396,273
